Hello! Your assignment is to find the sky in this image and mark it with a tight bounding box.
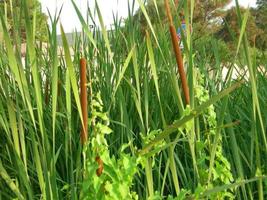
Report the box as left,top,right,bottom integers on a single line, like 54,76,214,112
40,0,257,33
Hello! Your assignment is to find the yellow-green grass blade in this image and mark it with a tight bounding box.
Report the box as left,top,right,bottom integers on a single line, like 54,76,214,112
71,0,97,49
145,158,154,197
7,100,20,158
47,17,60,156
0,14,36,130
51,38,59,155
0,160,24,200
139,81,243,155
65,65,72,181
169,69,184,114
235,8,249,57
146,32,160,103
95,0,112,57
132,48,144,129
146,32,166,126
32,136,46,198
151,0,164,28
136,0,166,64
32,4,36,41
60,24,84,136
124,76,144,130
201,176,267,199
168,146,180,195
22,0,45,137
161,159,170,196
144,65,149,131
110,46,135,108
18,111,28,180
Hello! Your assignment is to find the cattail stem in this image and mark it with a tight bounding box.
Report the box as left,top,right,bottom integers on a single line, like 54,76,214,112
165,0,173,25
165,0,190,105
80,58,88,145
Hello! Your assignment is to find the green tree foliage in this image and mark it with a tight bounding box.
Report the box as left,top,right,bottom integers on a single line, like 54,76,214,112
131,0,170,33
255,0,267,31
131,0,231,37
0,0,48,42
218,7,265,51
193,0,231,37
254,0,267,50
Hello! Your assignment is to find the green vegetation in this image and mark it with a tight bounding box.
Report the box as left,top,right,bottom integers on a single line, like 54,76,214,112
0,0,266,199
254,0,267,50
0,0,48,42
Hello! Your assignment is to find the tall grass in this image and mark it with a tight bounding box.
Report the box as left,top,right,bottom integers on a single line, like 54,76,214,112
0,0,266,199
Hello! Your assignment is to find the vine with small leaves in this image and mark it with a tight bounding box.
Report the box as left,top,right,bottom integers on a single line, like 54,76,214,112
81,93,142,200
192,68,234,199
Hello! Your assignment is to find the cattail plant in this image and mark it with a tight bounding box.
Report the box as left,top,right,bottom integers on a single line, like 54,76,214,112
0,0,266,199
165,0,190,105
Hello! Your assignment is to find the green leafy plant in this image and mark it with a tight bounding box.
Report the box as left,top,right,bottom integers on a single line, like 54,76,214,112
81,93,141,200
0,0,266,199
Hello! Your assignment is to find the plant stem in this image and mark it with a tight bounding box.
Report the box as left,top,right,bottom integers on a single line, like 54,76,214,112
80,58,88,145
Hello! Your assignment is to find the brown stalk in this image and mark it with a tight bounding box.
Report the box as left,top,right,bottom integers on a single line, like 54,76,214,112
80,58,88,145
165,0,190,105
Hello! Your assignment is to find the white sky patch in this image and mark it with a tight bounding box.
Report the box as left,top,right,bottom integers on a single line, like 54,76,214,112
41,0,138,33
41,0,257,33
227,0,257,8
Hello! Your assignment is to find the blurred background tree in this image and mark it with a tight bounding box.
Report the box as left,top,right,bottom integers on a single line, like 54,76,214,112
131,0,231,36
0,0,48,42
130,0,266,55
217,1,267,52
217,7,261,49
193,0,232,38
253,0,267,50
131,0,169,33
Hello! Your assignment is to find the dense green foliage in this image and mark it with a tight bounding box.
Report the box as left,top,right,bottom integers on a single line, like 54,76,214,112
133,0,267,54
219,6,267,51
0,0,266,199
254,0,267,50
132,0,231,36
0,0,48,42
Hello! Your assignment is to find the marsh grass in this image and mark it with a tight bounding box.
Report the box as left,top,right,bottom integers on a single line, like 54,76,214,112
0,0,266,199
